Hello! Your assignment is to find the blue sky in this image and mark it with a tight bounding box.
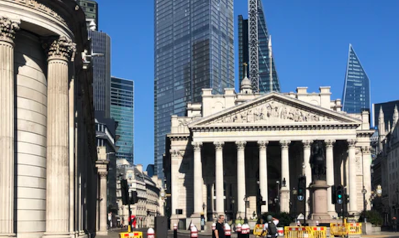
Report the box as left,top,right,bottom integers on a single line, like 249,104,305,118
96,0,399,168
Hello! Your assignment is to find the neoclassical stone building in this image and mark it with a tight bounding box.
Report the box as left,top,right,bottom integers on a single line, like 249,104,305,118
0,1,100,237
164,78,374,229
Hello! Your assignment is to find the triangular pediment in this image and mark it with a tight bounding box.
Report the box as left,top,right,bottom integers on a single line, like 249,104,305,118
189,93,361,128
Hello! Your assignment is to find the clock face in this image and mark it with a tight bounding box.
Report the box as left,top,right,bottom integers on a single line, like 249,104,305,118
161,191,165,197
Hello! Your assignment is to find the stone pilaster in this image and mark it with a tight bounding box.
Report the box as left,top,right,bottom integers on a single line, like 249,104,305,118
362,146,372,210
97,170,108,236
0,16,19,238
280,140,291,213
236,141,247,215
214,142,225,215
43,36,75,238
325,139,336,217
302,140,313,217
258,141,269,213
192,142,203,215
348,139,357,214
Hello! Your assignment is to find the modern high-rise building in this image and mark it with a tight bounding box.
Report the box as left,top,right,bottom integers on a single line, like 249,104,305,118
88,30,111,118
111,76,134,164
342,44,371,114
154,0,235,177
76,0,98,30
238,0,280,93
372,100,399,128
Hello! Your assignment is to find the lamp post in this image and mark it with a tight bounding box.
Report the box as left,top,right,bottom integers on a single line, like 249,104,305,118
292,187,298,219
244,195,248,224
276,181,280,213
231,199,235,223
362,186,367,222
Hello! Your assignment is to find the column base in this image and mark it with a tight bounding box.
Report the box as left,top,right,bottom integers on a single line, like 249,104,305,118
0,233,16,238
170,215,180,230
280,189,290,213
328,211,338,218
189,214,202,230
260,205,268,214
42,232,71,238
96,231,108,236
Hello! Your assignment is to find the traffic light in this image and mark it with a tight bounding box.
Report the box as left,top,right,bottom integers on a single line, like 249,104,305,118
121,179,129,205
297,176,306,201
336,185,343,205
345,194,350,204
332,185,336,204
130,190,138,204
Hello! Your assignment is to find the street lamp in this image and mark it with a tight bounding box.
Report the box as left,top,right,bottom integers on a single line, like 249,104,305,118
244,195,248,224
231,199,235,223
276,181,280,213
292,187,298,219
362,186,367,221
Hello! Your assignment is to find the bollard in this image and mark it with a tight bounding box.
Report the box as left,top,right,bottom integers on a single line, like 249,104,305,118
147,228,155,238
212,223,216,238
241,224,249,238
297,220,301,226
173,223,177,238
316,220,319,226
190,226,198,238
224,223,231,238
236,223,242,238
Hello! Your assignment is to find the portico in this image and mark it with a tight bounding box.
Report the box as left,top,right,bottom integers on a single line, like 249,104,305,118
165,81,374,229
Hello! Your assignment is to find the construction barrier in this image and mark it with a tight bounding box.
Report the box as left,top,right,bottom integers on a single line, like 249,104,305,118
253,224,264,237
284,226,327,238
330,221,362,236
119,231,143,238
347,223,362,235
277,227,284,236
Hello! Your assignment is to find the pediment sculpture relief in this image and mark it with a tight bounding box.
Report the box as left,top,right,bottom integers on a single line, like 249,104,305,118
207,101,335,125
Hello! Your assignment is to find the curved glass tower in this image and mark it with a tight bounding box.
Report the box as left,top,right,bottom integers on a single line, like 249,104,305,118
342,44,370,113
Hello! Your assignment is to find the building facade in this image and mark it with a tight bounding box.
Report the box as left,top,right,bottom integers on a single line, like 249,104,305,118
0,0,100,237
76,0,98,30
165,78,373,229
373,105,399,222
238,0,280,93
89,30,111,118
111,76,134,164
342,44,371,114
154,0,235,178
372,100,399,128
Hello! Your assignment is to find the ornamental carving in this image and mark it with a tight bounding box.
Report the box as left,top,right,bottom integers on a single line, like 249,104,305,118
257,141,269,149
98,171,108,178
0,17,20,43
214,141,224,150
280,140,291,148
43,36,75,61
325,139,336,148
362,146,371,154
348,139,357,148
170,149,184,158
302,140,313,149
4,0,66,25
192,142,202,151
235,141,247,150
207,100,335,125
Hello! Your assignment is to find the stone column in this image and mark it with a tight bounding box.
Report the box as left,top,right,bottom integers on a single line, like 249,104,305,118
43,36,75,238
192,142,203,215
325,140,336,217
280,140,291,213
348,139,357,214
97,170,108,235
214,142,225,215
236,141,246,216
0,16,19,238
302,140,313,217
258,141,269,213
362,146,372,210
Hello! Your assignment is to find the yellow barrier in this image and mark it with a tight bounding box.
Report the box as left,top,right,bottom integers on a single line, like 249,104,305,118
119,231,143,238
284,227,309,238
253,224,265,237
347,223,362,235
330,223,347,237
309,226,327,238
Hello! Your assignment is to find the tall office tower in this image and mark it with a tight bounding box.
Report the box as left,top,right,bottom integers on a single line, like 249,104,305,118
154,0,235,177
76,0,98,30
89,30,111,118
342,44,370,114
111,77,134,164
239,0,280,93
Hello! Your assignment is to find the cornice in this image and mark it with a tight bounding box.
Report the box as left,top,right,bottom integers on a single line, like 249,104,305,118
167,133,190,141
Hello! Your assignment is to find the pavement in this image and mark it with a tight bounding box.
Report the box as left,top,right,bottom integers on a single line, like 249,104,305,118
97,229,399,238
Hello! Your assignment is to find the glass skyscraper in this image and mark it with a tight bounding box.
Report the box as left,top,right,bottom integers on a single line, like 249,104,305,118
111,77,134,164
238,0,280,93
154,0,235,177
342,44,370,114
76,0,98,30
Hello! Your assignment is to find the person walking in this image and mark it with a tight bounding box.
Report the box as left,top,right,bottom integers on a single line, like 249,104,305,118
215,215,225,238
261,215,279,238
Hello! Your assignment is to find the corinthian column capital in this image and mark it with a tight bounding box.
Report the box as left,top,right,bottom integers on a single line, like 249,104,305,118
325,139,336,148
280,140,291,149
257,140,269,149
235,141,247,150
302,140,313,149
214,141,224,150
348,139,357,148
192,142,202,151
0,17,20,44
43,36,76,61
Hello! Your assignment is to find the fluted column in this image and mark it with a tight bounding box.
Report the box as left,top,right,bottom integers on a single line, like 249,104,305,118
362,146,372,210
325,140,336,217
236,141,246,216
258,141,269,213
0,17,19,238
348,139,357,214
214,142,224,215
302,140,313,217
192,142,203,215
43,36,75,238
280,140,291,213
97,170,108,235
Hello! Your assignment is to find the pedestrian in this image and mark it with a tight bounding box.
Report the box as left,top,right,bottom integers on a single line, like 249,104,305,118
261,215,279,238
215,215,225,238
